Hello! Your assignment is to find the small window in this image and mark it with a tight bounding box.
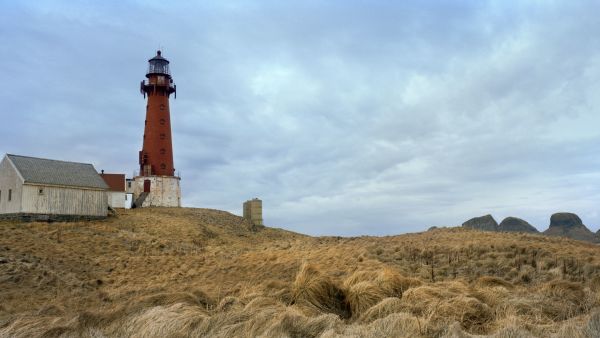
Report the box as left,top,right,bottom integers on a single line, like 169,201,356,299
160,163,166,170
160,133,166,140
127,182,132,188
159,104,166,111
38,188,44,195
159,119,166,125
160,148,166,155
8,189,12,202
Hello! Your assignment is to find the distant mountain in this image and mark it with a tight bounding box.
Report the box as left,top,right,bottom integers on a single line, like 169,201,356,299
543,212,598,243
462,214,498,231
460,212,599,243
498,217,539,233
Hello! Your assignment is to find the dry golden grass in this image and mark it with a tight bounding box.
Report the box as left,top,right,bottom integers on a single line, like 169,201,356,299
1,207,600,337
291,263,351,318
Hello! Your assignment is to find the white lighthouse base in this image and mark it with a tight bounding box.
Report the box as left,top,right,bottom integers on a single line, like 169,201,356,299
133,176,181,207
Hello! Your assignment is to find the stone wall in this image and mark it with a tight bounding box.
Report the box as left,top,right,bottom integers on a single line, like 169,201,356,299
132,176,181,207
0,213,106,222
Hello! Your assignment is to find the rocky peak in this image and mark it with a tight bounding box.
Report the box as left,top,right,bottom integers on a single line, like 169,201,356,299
462,214,498,232
498,217,539,233
543,212,598,243
549,213,584,228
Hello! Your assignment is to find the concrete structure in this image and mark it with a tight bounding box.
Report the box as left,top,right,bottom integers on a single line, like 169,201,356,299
132,176,180,207
243,198,263,226
99,172,126,208
134,50,181,208
0,154,108,221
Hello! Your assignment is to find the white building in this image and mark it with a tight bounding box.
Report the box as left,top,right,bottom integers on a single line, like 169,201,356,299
0,154,108,221
99,172,128,209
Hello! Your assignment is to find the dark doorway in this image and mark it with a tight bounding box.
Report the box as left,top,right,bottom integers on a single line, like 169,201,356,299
144,180,151,193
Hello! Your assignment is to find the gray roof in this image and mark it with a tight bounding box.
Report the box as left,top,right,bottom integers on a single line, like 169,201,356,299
6,154,108,190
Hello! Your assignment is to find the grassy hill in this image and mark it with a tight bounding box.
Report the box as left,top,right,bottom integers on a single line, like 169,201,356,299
1,208,600,337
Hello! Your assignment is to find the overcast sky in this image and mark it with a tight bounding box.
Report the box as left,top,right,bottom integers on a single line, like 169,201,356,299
1,1,599,236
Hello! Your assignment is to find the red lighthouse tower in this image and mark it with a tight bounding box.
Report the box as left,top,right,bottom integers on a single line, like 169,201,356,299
133,50,181,207
139,50,176,176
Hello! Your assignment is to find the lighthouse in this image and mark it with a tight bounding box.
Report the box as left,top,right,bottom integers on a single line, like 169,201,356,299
132,50,181,207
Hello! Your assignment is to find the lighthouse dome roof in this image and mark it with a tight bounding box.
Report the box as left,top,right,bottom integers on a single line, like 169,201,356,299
149,50,170,63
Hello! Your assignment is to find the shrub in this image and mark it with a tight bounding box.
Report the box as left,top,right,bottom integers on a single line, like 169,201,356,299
346,282,386,317
291,263,351,319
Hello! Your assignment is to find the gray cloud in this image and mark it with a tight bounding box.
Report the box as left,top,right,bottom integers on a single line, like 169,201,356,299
1,1,599,236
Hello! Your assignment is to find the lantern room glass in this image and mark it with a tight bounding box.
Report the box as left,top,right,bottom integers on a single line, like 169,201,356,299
147,59,170,76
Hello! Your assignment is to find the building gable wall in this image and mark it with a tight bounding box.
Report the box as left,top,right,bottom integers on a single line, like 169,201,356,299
0,156,24,214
